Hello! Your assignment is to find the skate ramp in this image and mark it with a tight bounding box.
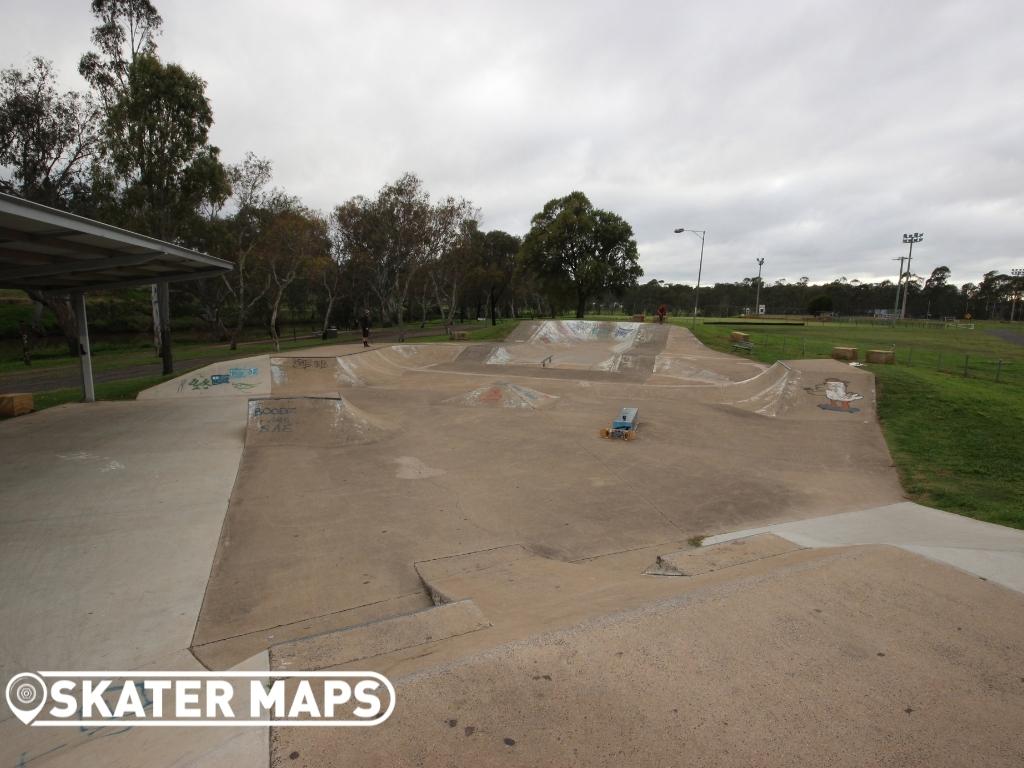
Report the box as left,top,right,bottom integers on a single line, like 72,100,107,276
271,344,463,394
480,320,666,373
690,359,878,420
138,354,270,399
443,381,559,409
247,396,390,447
648,326,766,384
280,544,1024,768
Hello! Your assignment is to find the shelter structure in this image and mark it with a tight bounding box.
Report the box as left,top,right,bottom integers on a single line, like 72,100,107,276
0,192,232,401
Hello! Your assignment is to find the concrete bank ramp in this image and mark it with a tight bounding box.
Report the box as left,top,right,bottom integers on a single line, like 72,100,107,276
691,359,878,420
247,396,390,447
480,319,666,372
271,344,463,393
138,354,270,399
646,534,804,576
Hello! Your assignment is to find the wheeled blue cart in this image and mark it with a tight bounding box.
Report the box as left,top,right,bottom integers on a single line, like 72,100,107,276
600,407,639,440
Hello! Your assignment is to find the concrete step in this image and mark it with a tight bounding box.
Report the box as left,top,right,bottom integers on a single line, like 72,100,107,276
645,533,804,576
270,599,491,671
190,591,432,670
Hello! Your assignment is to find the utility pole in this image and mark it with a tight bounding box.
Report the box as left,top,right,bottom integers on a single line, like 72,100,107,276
754,257,765,317
900,232,923,319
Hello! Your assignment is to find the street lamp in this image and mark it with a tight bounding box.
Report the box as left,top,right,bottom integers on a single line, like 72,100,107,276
900,232,923,319
754,257,765,317
674,227,706,328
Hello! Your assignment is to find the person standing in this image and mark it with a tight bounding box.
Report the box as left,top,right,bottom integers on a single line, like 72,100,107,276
359,310,371,347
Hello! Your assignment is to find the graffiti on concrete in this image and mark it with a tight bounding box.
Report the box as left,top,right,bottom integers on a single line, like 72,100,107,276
250,402,296,432
290,358,330,370
178,367,261,392
805,378,864,413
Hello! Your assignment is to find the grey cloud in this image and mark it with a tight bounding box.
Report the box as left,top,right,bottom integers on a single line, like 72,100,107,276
3,0,1021,286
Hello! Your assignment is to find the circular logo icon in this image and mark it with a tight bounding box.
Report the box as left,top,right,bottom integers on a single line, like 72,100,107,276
5,673,48,725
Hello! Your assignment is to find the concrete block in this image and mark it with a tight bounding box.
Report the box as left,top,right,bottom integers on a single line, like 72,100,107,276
0,393,33,417
866,349,895,364
831,346,858,361
729,331,750,342
452,331,469,340
631,314,645,322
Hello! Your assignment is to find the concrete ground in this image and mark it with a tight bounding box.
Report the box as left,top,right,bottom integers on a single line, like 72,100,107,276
2,320,1022,767
0,398,267,767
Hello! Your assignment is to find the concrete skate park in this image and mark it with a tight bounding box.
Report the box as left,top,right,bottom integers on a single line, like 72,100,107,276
2,320,1023,767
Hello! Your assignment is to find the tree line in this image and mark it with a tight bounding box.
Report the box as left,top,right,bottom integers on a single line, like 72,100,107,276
0,0,643,356
617,265,1022,321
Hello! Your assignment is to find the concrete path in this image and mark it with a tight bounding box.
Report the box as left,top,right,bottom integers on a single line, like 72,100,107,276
0,399,267,767
704,501,1024,593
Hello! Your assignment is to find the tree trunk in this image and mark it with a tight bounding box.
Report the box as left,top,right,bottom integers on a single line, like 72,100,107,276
270,291,283,352
321,294,335,337
25,291,79,356
151,285,162,356
489,286,497,326
575,292,587,319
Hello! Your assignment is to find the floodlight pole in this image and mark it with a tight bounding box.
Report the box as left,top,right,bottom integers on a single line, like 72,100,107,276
674,227,706,328
892,256,906,323
754,257,765,317
1011,268,1024,322
900,232,923,319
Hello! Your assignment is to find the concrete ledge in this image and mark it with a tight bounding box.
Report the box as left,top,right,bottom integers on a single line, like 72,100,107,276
866,349,895,364
831,346,858,361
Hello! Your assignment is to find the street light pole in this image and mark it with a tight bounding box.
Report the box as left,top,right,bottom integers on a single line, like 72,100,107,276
674,227,706,328
900,232,923,319
754,257,765,317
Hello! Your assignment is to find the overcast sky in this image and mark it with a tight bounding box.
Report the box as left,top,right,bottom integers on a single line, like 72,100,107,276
4,0,1023,287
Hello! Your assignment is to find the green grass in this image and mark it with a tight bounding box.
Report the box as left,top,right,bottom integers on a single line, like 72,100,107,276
3,374,175,418
872,366,1023,528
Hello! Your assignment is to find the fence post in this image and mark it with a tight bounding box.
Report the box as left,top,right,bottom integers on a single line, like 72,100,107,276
964,354,969,378
996,359,1002,383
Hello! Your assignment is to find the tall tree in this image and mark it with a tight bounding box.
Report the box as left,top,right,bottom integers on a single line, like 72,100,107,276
79,0,162,108
257,208,330,352
0,58,101,208
102,53,228,370
481,229,521,325
519,191,642,318
0,57,103,355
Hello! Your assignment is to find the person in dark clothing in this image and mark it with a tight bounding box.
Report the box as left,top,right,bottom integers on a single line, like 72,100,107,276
359,310,371,347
